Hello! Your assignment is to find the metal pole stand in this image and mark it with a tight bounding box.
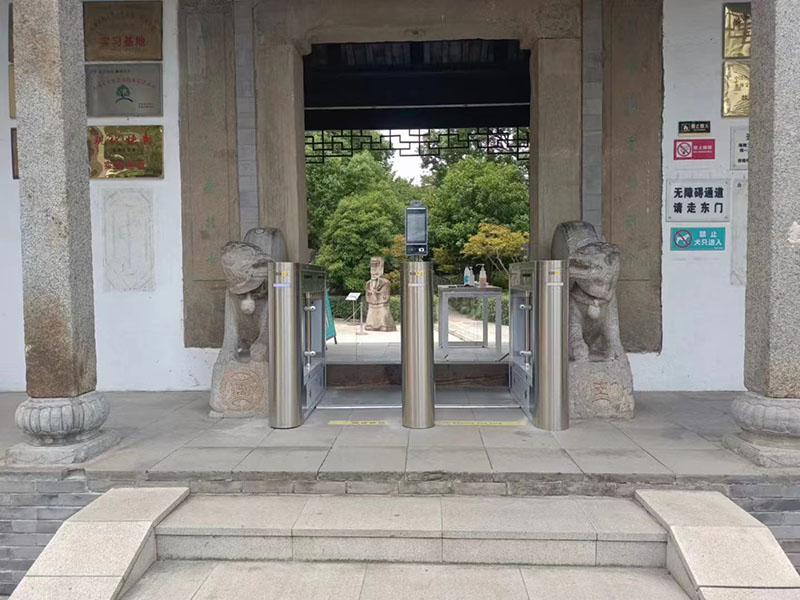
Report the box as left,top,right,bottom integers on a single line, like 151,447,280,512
356,299,367,335
401,261,435,428
533,260,569,431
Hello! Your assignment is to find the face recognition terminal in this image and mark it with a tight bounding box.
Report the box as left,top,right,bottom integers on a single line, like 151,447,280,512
268,263,327,429
405,201,429,257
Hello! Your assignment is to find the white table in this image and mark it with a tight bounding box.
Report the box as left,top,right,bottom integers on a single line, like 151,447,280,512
437,285,503,359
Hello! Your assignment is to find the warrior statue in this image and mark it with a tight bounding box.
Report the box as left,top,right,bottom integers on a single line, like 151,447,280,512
364,256,396,332
552,221,634,418
209,227,287,417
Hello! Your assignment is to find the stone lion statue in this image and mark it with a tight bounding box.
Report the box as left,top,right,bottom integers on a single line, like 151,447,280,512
209,227,287,417
552,222,625,361
552,221,633,418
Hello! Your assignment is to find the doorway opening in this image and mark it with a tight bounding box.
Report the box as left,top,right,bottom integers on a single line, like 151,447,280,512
302,40,531,374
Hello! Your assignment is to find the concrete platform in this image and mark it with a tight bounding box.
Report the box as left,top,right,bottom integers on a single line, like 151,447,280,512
0,388,787,486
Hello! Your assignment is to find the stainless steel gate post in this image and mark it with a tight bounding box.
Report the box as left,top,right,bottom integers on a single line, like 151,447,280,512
401,261,435,428
268,262,327,429
533,260,569,431
509,263,535,418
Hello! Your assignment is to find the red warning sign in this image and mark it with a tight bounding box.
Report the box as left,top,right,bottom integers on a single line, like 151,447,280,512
674,139,716,161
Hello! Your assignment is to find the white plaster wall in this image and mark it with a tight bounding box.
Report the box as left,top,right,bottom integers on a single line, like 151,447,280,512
0,0,216,391
0,0,25,391
629,0,748,391
89,0,216,390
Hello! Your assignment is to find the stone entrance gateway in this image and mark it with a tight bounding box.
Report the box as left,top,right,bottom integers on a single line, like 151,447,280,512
5,0,799,468
180,0,664,353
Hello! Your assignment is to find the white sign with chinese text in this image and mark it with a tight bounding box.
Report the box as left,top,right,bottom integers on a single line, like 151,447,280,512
666,180,730,222
731,127,749,170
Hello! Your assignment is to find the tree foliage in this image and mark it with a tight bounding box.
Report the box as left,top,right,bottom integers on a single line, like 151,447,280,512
315,190,406,292
462,223,529,275
420,128,529,186
428,156,529,273
306,150,394,251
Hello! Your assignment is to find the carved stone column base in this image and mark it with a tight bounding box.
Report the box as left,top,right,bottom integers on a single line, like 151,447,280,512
209,359,268,418
722,393,800,467
568,356,635,419
8,392,119,465
7,430,120,466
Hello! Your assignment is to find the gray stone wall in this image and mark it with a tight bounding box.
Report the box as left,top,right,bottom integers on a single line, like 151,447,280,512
234,0,259,237
731,483,800,568
582,0,603,232
0,476,100,595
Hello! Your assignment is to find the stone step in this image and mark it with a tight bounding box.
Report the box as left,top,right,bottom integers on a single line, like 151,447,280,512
121,560,691,600
154,494,667,567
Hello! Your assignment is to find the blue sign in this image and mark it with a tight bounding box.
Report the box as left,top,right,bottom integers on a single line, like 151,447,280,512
670,227,726,251
324,291,337,342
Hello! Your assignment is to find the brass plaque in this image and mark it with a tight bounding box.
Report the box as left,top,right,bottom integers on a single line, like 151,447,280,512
723,3,751,59
723,61,750,117
8,3,13,64
85,64,162,117
88,125,164,178
84,2,162,61
8,64,14,119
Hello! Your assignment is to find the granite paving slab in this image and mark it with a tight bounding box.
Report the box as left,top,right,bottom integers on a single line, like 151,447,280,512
27,521,152,577
359,563,529,599
293,496,442,538
156,495,308,536
521,566,689,599
122,561,216,600
441,496,595,540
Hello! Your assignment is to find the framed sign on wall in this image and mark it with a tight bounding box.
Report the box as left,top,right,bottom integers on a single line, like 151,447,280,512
84,1,163,61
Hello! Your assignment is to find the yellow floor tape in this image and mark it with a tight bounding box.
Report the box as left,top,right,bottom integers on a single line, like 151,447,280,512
328,420,526,426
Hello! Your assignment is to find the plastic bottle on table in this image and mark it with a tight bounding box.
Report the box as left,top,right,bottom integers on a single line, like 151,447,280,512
479,266,487,288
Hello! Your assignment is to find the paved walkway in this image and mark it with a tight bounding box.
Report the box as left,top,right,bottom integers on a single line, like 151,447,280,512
327,313,509,363
0,387,781,480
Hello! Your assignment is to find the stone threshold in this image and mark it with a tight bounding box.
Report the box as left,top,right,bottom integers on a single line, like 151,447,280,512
1,468,794,496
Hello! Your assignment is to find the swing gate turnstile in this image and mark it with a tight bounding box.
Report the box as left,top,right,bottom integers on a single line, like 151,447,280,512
268,262,327,429
509,261,570,431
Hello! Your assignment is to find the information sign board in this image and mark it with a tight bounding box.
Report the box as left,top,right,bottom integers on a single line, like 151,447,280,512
666,180,730,222
84,1,163,61
88,125,164,179
86,64,162,117
730,127,749,170
670,227,726,251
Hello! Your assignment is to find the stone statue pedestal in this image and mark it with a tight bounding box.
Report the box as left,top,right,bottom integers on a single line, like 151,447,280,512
8,392,120,465
723,393,800,467
209,359,269,418
569,357,634,419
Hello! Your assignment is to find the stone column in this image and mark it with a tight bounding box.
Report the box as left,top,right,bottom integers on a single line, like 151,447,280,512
255,38,309,262
9,0,118,464
723,0,800,467
527,37,583,259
